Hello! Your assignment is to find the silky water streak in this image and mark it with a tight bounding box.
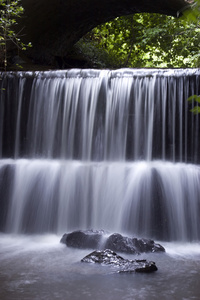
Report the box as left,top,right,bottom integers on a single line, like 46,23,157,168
0,68,200,241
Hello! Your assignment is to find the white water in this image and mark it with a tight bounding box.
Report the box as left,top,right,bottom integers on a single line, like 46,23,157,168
1,158,200,241
0,69,200,162
0,68,200,240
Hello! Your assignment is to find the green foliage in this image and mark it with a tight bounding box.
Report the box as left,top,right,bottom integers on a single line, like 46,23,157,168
183,0,200,22
188,94,200,114
0,0,31,71
76,2,200,69
74,36,119,69
185,1,200,115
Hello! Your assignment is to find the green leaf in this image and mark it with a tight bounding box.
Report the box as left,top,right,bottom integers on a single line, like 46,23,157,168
187,95,200,103
190,106,200,114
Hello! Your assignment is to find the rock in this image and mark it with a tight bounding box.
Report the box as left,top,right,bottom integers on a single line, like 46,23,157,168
60,229,105,249
81,249,158,273
60,230,165,253
104,233,140,255
105,233,165,254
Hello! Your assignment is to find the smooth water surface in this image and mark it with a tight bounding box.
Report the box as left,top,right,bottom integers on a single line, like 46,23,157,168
0,234,199,300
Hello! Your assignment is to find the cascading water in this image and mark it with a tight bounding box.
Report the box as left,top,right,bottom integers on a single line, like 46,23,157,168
1,68,200,300
0,68,200,241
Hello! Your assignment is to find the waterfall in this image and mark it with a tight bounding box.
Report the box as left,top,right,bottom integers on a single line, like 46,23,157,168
0,68,200,241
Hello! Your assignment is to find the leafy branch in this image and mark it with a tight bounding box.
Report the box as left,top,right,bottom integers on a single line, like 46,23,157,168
0,0,32,71
188,95,200,114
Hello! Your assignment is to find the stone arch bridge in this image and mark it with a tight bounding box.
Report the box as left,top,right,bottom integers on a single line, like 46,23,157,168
19,0,191,66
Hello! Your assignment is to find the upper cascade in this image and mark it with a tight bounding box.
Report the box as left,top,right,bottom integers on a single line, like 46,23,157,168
0,68,200,163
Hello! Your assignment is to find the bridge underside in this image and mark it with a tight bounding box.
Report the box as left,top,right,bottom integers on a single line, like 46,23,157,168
18,0,191,66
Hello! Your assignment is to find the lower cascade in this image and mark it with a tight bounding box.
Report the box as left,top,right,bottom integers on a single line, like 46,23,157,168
0,68,200,242
0,159,200,241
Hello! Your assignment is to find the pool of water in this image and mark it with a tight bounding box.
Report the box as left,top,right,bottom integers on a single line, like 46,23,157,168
0,234,199,300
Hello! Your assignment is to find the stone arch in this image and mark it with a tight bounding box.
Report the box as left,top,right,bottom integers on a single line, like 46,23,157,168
19,0,191,65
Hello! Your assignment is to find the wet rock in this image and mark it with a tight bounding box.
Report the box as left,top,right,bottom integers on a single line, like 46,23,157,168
105,233,165,254
60,229,105,249
60,230,165,253
81,249,158,273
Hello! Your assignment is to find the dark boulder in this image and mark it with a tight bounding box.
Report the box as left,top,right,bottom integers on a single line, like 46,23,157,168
105,233,165,254
81,249,158,273
60,230,165,254
60,229,106,249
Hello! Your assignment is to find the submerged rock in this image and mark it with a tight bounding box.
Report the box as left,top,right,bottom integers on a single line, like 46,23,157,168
81,249,158,273
60,230,165,254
